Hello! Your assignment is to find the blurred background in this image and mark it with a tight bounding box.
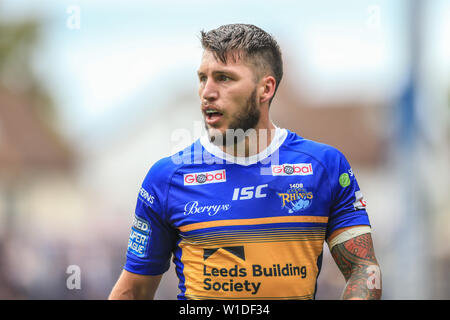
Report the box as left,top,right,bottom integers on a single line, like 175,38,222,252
0,0,448,299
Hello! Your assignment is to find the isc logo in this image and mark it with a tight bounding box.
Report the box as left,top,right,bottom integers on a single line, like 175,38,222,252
232,184,268,200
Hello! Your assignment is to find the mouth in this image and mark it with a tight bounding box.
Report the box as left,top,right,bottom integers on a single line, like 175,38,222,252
203,106,224,126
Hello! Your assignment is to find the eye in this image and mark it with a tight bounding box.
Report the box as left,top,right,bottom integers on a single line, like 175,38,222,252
217,74,231,82
199,75,207,83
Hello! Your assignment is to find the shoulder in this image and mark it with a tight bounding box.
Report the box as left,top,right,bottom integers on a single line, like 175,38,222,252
142,139,203,187
282,129,347,167
143,156,179,184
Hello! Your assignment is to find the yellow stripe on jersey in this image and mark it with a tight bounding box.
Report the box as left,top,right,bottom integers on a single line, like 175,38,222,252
181,226,326,247
179,215,328,232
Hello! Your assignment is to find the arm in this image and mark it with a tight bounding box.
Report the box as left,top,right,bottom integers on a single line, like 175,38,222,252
108,269,163,300
328,226,382,300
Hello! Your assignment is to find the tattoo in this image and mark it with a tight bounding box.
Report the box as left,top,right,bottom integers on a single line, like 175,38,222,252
331,233,382,300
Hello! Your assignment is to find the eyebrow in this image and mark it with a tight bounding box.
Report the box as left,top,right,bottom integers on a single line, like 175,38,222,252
197,69,238,78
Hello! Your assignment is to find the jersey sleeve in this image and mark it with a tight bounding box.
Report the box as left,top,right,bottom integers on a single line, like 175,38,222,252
124,159,178,275
325,148,371,239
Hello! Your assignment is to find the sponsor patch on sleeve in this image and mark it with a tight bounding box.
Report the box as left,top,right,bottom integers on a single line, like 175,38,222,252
138,187,155,206
353,190,367,210
127,215,151,258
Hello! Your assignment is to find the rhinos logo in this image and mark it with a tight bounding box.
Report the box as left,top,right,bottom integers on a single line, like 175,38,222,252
277,186,313,213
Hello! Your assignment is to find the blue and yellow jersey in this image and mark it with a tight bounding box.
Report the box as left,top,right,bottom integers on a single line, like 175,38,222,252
124,128,370,300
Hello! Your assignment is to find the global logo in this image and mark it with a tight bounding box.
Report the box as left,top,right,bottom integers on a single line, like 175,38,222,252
277,186,313,213
271,163,313,176
184,169,226,186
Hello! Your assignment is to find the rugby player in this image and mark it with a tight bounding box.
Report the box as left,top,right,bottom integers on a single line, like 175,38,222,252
109,24,382,300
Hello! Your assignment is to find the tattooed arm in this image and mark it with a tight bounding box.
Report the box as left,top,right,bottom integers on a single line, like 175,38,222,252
328,226,382,300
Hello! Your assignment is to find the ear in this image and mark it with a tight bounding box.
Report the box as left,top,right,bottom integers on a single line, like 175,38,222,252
258,75,276,105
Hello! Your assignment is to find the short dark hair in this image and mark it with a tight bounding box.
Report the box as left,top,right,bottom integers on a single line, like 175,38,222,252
200,24,283,105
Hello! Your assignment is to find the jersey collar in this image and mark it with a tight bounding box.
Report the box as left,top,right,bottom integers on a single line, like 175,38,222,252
199,127,288,166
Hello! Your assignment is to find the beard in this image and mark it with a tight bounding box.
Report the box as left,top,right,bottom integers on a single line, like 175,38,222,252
206,88,260,147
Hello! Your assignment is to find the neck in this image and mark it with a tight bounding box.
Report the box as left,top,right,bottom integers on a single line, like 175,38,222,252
219,121,277,158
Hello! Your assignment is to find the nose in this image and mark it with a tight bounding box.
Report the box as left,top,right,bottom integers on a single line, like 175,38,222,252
200,78,219,102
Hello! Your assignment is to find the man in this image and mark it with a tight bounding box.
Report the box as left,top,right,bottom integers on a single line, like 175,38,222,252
109,24,382,300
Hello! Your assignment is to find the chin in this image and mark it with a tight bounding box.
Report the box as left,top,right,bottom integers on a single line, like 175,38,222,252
207,126,223,140
206,126,232,147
